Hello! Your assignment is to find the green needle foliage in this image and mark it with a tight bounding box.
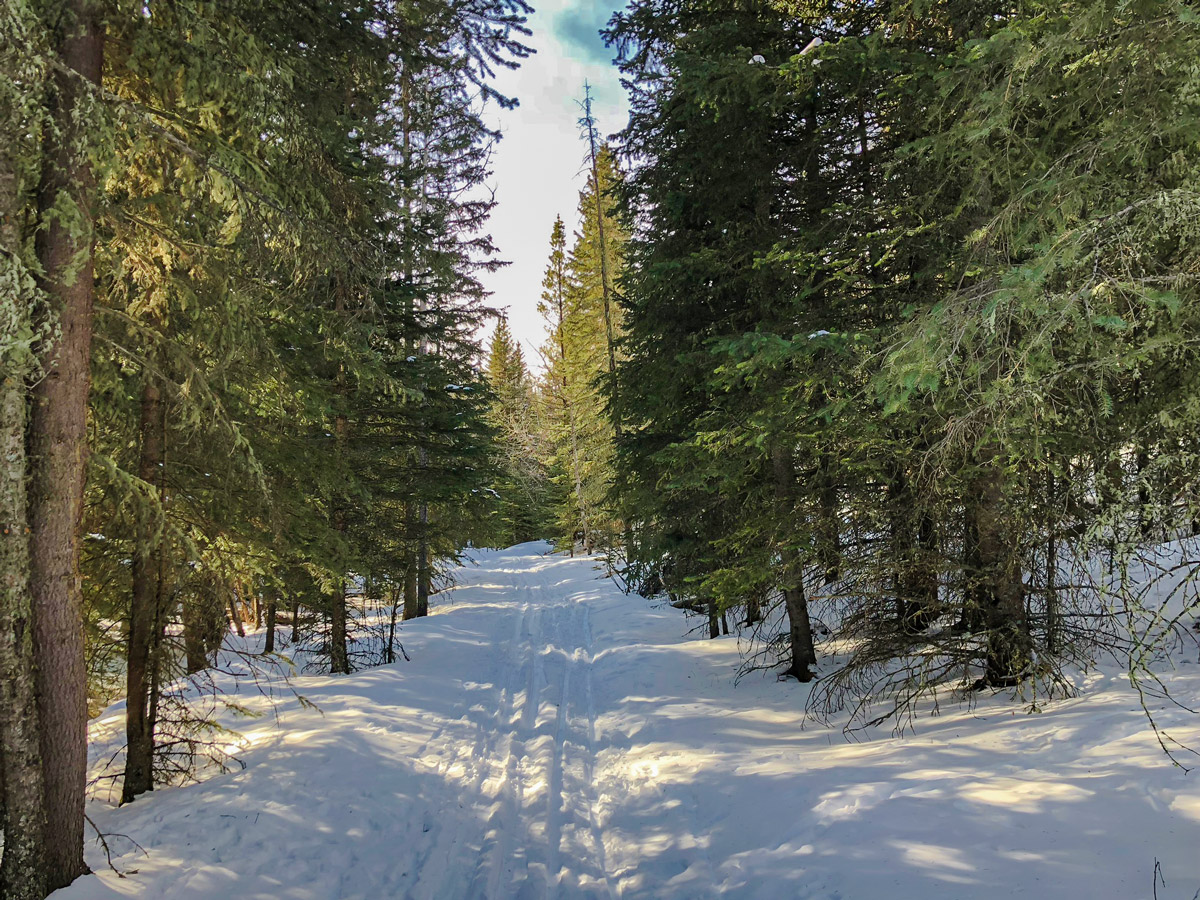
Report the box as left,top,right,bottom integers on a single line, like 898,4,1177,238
2,0,533,875
603,0,1200,721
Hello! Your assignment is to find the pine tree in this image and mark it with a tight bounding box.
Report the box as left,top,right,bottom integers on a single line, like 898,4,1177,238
486,317,555,545
538,216,590,546
559,144,627,554
25,0,103,882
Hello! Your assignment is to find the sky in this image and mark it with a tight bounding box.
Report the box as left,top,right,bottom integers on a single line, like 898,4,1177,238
480,0,629,369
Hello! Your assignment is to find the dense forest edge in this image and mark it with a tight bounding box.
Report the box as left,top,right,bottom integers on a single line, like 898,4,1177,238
6,0,1200,897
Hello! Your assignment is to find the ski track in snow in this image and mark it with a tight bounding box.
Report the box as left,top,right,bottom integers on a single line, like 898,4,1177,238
61,542,1200,900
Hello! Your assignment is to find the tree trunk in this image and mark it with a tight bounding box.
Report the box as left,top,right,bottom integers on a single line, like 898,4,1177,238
328,279,350,672
582,88,620,428
745,590,762,626
123,380,164,803
905,511,939,627
0,58,48,895
1045,471,1059,655
182,597,208,675
958,504,987,634
290,597,300,644
28,1,103,884
264,598,277,654
1137,445,1153,539
329,581,349,674
888,461,938,633
771,444,816,681
386,586,400,664
817,455,840,584
972,452,1030,687
182,577,222,674
0,349,48,900
416,500,430,618
403,504,419,620
228,588,245,638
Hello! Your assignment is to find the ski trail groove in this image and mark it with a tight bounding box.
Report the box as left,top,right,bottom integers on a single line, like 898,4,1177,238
385,554,622,899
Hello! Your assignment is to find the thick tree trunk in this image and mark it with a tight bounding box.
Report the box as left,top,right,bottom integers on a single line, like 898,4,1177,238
182,599,208,675
123,381,164,803
182,577,222,674
0,68,48,897
402,560,418,621
28,1,103,885
0,360,48,900
329,581,349,674
228,588,245,638
771,445,816,681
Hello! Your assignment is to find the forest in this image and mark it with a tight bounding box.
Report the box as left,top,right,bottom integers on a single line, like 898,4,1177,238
5,0,1200,898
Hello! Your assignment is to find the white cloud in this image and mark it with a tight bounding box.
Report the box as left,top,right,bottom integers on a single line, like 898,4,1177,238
480,0,629,370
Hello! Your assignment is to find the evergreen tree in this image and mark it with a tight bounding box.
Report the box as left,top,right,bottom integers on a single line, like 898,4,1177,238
486,317,555,545
560,145,627,554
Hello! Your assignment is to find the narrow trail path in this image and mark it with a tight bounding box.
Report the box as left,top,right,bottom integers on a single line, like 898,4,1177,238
64,542,1200,900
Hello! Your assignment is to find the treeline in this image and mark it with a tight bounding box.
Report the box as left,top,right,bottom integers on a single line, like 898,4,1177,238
0,1,530,896
602,0,1200,709
486,111,628,558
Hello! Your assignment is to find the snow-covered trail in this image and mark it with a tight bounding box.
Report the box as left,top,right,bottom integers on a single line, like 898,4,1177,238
62,542,1200,900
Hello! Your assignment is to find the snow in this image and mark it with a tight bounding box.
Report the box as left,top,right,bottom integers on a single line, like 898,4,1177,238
59,543,1200,899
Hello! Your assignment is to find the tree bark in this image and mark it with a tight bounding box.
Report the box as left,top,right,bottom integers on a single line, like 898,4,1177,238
972,451,1030,687
329,581,349,674
402,505,419,620
0,51,48,895
416,499,430,618
771,444,817,681
228,588,245,638
123,380,164,803
745,590,762,626
264,598,277,654
182,577,222,674
329,286,349,671
0,347,48,900
386,585,400,664
28,0,103,885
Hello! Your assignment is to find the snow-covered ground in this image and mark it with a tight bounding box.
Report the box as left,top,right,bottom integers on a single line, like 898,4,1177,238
59,542,1200,899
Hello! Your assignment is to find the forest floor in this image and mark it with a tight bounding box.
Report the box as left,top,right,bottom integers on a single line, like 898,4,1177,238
59,542,1200,899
